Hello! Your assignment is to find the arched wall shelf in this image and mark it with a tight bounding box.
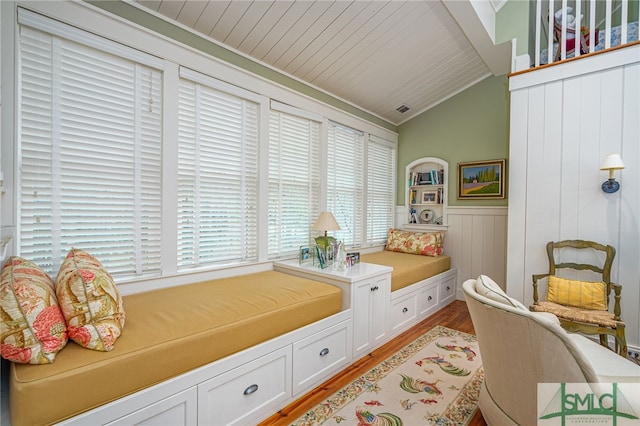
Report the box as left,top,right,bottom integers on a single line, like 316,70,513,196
404,157,448,231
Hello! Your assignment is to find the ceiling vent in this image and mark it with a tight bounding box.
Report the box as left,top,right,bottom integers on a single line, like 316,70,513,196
395,104,410,113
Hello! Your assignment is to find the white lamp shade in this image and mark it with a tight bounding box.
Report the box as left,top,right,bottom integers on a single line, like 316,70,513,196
600,154,625,171
313,211,341,232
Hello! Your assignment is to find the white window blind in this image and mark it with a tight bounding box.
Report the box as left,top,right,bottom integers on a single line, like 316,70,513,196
367,136,396,245
268,103,320,258
17,19,163,278
327,122,364,247
177,69,260,268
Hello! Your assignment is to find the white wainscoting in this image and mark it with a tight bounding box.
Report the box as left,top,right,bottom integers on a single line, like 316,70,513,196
446,207,508,300
508,45,640,350
395,205,508,300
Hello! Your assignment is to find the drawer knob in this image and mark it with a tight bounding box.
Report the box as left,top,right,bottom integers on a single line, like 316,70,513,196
446,286,451,291
402,307,408,313
243,384,259,396
319,347,330,357
428,296,433,301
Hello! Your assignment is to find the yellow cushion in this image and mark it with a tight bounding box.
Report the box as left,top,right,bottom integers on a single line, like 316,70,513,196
10,270,341,426
385,229,444,257
361,251,450,292
0,257,68,364
547,275,607,311
55,248,125,351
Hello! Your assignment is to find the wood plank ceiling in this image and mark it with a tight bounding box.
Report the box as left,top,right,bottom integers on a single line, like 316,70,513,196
134,0,496,126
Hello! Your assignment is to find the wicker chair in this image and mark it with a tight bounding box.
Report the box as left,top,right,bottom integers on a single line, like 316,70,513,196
530,240,627,357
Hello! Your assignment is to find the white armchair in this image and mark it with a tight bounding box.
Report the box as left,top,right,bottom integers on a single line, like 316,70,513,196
463,275,640,425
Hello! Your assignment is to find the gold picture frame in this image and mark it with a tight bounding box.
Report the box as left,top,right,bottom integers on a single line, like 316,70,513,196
458,159,506,199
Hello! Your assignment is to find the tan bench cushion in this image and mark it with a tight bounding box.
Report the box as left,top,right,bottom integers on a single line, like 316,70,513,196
9,270,341,426
360,251,450,292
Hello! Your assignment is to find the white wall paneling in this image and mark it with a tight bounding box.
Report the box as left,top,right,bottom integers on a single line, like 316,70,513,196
508,45,640,350
446,207,507,299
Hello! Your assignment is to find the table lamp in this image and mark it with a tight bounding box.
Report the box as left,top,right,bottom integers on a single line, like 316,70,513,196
312,211,340,249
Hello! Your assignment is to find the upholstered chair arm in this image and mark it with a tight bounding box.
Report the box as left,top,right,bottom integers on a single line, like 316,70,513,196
532,273,550,304
611,282,622,321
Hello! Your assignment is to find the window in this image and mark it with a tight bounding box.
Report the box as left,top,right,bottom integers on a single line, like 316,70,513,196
11,7,398,284
327,122,364,247
367,135,396,245
17,10,163,278
177,68,261,268
268,102,321,258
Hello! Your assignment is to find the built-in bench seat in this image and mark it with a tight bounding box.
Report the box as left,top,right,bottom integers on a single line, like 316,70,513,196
359,229,457,337
360,251,451,292
9,270,342,426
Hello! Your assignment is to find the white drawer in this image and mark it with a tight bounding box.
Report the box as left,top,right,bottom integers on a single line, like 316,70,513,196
439,276,456,305
106,387,197,426
390,291,418,334
419,283,439,317
293,320,351,394
197,346,291,426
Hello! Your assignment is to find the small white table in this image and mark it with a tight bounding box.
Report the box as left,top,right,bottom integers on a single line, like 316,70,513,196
274,259,393,358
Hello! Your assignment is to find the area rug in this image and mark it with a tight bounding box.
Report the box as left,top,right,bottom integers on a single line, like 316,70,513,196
291,325,483,426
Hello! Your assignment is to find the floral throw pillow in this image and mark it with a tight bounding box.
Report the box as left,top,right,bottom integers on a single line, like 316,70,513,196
56,248,125,351
385,229,444,257
0,257,68,364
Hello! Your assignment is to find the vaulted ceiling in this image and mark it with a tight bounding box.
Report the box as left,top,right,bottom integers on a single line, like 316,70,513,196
134,0,511,126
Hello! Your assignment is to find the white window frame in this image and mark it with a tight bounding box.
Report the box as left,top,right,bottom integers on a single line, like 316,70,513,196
1,1,398,291
16,8,165,278
176,67,267,270
267,101,322,259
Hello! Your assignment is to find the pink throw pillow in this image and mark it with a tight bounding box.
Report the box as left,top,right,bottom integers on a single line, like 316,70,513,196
0,257,68,364
56,248,125,351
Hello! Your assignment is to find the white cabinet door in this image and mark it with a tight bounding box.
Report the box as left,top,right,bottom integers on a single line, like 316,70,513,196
353,277,374,358
352,273,390,358
197,346,291,426
105,388,197,426
370,273,389,347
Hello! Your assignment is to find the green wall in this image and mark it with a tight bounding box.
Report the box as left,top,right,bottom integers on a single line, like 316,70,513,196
496,0,531,56
396,75,510,207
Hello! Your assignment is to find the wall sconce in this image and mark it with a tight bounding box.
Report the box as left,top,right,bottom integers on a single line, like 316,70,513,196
600,154,625,193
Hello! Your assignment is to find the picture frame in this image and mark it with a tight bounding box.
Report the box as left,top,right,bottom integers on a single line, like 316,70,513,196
417,172,432,185
421,190,438,204
314,245,324,268
299,245,311,265
458,159,506,199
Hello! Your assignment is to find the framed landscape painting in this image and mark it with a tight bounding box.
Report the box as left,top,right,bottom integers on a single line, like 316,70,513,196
458,159,506,199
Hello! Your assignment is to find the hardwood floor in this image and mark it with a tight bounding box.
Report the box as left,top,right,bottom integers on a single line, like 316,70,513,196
259,300,487,426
